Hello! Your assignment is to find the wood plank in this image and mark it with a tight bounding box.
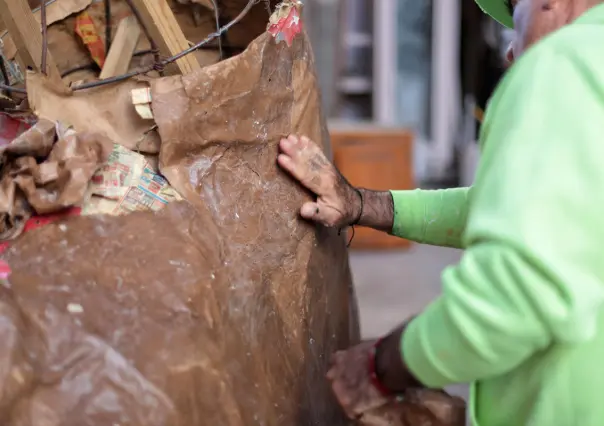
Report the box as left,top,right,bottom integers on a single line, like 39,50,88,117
129,0,201,75
0,0,92,60
0,0,62,85
99,16,141,79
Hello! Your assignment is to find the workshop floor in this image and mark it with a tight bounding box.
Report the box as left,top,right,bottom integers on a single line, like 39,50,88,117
349,244,470,405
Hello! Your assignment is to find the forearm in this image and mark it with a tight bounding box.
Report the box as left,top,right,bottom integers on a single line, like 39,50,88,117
376,244,566,390
354,188,471,247
390,188,471,248
391,243,556,388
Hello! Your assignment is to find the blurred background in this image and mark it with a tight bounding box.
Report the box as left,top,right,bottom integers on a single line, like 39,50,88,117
303,0,512,403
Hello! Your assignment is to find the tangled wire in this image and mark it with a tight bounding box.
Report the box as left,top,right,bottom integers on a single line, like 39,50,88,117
0,0,265,94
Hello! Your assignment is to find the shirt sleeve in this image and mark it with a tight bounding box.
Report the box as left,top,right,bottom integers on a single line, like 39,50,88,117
401,41,604,387
390,188,471,249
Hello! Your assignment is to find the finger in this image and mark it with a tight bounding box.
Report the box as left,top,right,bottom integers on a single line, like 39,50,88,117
277,153,296,174
277,135,333,195
332,379,353,408
300,202,321,220
279,135,300,156
326,366,337,380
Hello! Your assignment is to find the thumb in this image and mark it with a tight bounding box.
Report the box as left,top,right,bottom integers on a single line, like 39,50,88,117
301,202,343,227
300,201,322,221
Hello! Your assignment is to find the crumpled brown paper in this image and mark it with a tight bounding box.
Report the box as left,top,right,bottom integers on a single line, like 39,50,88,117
26,73,160,154
0,118,112,240
360,389,466,426
0,20,356,426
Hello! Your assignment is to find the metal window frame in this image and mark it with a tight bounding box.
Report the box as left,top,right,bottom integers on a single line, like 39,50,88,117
374,0,461,180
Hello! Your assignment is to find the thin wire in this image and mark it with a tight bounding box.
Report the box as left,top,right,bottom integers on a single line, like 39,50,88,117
210,0,223,60
59,49,154,78
71,0,257,91
158,0,256,67
104,0,112,53
346,226,356,248
2,0,258,93
123,0,164,73
0,0,58,40
0,83,26,94
40,0,49,76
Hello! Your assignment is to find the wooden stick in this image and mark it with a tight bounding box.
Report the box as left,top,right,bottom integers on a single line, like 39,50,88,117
99,16,141,79
0,0,62,85
129,0,201,75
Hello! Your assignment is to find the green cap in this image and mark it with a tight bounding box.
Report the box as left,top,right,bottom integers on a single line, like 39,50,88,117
475,0,514,28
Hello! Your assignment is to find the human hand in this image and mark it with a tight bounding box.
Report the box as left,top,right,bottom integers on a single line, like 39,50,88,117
326,340,390,420
277,135,361,228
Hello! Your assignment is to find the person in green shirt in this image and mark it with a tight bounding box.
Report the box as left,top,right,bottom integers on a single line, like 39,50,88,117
277,0,604,424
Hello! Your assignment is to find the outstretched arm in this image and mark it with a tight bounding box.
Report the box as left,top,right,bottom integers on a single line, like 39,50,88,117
277,135,471,249
389,187,471,248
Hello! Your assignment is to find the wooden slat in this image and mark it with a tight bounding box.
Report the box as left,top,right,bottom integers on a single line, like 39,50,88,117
0,0,62,85
129,0,201,75
99,16,141,79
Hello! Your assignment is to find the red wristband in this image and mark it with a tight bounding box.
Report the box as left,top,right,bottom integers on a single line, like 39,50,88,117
368,338,392,397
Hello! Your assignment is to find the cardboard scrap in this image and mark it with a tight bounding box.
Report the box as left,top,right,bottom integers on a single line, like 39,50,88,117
0,141,182,254
0,118,112,241
36,0,94,26
360,389,466,426
27,72,161,153
74,10,107,68
0,21,357,424
131,87,154,119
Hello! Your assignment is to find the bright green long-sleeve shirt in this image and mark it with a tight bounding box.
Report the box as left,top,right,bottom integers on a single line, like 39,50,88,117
391,188,471,249
390,5,604,426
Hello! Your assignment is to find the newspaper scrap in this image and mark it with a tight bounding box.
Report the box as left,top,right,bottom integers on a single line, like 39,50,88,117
84,144,182,216
0,40,24,85
90,143,145,200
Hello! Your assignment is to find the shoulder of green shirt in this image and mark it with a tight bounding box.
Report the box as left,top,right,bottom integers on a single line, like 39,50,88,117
480,18,604,147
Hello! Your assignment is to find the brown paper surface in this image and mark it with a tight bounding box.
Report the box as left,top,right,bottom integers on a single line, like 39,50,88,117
34,0,94,26
0,4,465,424
149,28,354,426
0,19,355,426
27,72,161,154
0,118,112,240
360,390,467,426
149,15,466,425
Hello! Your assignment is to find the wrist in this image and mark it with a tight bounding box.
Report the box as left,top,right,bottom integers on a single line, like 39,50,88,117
345,186,363,227
374,321,422,394
351,187,364,225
